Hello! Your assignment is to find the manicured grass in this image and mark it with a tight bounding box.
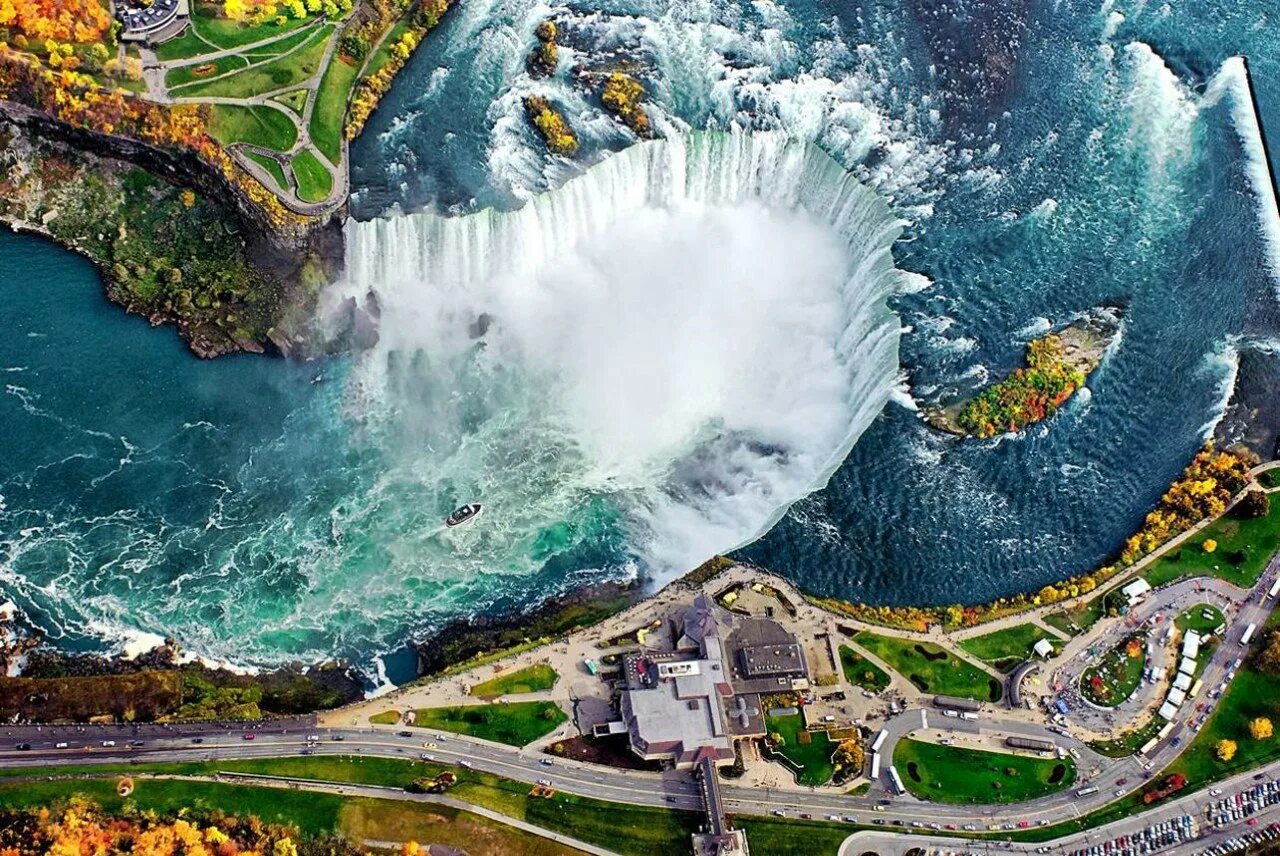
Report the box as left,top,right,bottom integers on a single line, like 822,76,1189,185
1080,631,1146,707
0,777,344,835
1162,668,1280,784
893,738,1075,804
959,623,1059,671
413,701,567,746
241,25,321,60
165,54,249,89
470,663,559,698
310,54,358,162
191,5,316,51
244,151,290,192
208,103,298,152
291,149,333,202
765,711,834,786
174,25,334,99
274,88,310,115
855,632,1002,702
1044,596,1105,636
0,756,698,856
338,798,577,856
1175,603,1226,635
737,817,854,855
1261,469,1280,489
838,645,890,693
368,709,401,725
155,28,219,62
1143,501,1280,589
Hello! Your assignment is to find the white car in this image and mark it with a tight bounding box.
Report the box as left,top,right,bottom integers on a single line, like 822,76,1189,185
101,740,116,747
537,778,552,786
459,760,473,768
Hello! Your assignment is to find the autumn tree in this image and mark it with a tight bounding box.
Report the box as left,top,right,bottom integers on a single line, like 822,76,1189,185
1215,739,1237,762
1249,717,1274,740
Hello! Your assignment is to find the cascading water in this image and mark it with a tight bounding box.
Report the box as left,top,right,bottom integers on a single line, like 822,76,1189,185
335,131,906,586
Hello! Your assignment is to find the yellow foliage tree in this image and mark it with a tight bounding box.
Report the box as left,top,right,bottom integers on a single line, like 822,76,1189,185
1249,717,1273,740
1215,739,1237,762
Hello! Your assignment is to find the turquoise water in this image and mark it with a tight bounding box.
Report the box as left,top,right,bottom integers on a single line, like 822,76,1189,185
3,0,1280,676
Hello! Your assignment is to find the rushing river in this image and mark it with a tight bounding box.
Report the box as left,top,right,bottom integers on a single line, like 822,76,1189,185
2,0,1280,681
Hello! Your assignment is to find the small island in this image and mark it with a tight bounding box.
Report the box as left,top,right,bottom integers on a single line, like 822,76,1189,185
925,309,1120,438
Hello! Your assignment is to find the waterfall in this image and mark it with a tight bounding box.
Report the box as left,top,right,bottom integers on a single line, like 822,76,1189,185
336,131,909,581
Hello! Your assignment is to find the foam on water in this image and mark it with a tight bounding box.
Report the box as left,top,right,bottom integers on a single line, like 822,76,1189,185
338,131,907,583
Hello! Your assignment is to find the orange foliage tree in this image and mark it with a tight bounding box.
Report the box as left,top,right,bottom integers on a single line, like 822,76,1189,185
0,0,113,44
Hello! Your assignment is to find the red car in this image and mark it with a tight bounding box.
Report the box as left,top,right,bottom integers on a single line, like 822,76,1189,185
242,733,256,741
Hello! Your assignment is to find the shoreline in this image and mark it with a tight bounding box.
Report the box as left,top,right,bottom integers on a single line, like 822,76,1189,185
9,446,1273,721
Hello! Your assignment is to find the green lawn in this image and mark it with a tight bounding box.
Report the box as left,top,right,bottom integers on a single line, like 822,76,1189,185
154,28,219,62
274,88,311,115
291,149,333,202
893,738,1075,804
208,103,298,151
244,151,290,192
413,701,567,746
1175,603,1226,635
165,53,249,89
0,756,694,856
1143,501,1280,589
838,645,890,693
1162,669,1280,784
960,623,1059,671
368,709,401,725
310,54,359,162
737,817,855,856
470,663,559,698
241,25,322,60
766,711,834,786
191,5,317,51
1080,631,1146,707
855,632,1002,702
1260,469,1280,489
173,25,334,99
0,777,344,835
1044,596,1105,636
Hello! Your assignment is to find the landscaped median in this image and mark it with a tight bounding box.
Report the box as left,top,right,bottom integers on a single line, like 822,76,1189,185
892,738,1076,804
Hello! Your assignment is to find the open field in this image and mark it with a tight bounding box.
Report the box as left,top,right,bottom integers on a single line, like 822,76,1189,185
311,54,359,162
172,26,334,99
0,756,698,856
245,151,290,191
470,663,559,698
855,632,1002,701
1176,603,1226,635
893,738,1076,804
959,623,1058,671
838,645,890,692
1045,597,1105,636
208,103,298,151
766,711,834,786
292,150,333,201
413,701,567,746
1144,501,1280,589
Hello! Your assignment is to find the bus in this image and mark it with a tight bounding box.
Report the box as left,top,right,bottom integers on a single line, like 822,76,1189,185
1076,786,1099,798
1241,623,1258,646
1268,577,1280,600
888,765,906,796
869,752,881,781
871,730,888,753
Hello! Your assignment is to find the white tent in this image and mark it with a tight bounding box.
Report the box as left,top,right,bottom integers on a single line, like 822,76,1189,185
1173,672,1193,691
1122,578,1152,604
1166,687,1187,707
1033,638,1055,659
1182,630,1201,659
1158,701,1180,720
1179,657,1197,675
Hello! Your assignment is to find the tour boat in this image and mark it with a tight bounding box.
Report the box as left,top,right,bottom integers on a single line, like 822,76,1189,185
445,504,483,528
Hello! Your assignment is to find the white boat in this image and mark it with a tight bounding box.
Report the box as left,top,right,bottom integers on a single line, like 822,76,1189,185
445,504,483,528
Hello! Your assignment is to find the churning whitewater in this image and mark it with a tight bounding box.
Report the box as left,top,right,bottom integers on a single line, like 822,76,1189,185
337,131,906,584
